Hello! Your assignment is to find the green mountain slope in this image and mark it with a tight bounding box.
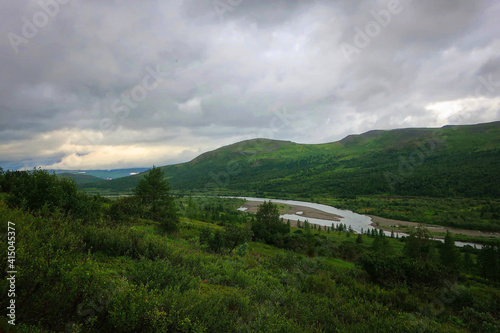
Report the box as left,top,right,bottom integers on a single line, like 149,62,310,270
58,173,104,186
81,121,500,198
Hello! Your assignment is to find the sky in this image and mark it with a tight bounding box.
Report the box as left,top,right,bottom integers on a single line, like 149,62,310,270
0,0,499,170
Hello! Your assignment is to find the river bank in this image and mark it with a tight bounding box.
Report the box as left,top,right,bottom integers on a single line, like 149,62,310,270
239,200,342,225
233,197,490,247
369,215,500,240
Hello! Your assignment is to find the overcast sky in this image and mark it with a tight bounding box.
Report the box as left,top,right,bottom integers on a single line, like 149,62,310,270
0,0,499,170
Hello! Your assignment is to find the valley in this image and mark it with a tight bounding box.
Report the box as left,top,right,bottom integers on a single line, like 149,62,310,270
77,121,500,239
2,122,499,332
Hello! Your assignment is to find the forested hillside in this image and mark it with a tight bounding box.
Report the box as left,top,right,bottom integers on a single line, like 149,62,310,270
82,121,500,199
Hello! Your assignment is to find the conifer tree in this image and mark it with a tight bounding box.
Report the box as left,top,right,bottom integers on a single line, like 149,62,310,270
134,166,178,231
356,234,363,244
439,231,461,273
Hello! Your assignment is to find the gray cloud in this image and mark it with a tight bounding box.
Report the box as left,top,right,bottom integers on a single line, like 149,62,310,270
0,0,499,170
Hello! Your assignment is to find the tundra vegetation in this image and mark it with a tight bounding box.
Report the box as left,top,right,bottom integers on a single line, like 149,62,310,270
79,123,500,237
0,167,499,332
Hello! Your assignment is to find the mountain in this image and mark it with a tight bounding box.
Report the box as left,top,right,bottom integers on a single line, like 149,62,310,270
53,168,150,180
80,121,500,198
58,172,104,186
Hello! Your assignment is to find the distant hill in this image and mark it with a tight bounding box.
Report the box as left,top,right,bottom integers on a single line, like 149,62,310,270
80,121,500,198
58,173,104,186
54,168,149,180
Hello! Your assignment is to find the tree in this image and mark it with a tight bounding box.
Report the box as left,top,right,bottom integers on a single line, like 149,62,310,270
209,230,224,253
186,196,199,219
463,251,473,275
356,234,363,244
223,225,253,254
252,201,289,244
478,244,500,282
134,166,178,231
439,231,461,273
372,235,391,254
404,225,434,262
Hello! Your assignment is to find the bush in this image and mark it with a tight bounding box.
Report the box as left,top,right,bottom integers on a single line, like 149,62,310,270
107,196,145,223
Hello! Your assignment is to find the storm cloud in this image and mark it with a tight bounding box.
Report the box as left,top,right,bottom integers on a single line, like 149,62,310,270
0,0,499,170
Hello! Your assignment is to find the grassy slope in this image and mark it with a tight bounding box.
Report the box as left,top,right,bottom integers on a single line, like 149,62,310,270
2,198,498,332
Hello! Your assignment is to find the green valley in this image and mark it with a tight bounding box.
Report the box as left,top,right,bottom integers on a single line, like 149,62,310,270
80,121,500,232
1,167,499,332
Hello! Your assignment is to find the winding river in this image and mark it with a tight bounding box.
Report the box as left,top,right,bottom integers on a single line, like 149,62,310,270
231,196,483,249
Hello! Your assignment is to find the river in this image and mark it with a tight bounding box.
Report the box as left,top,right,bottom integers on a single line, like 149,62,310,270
230,196,483,249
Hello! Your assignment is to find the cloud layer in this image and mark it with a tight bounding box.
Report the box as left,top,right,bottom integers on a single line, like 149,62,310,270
1,0,499,170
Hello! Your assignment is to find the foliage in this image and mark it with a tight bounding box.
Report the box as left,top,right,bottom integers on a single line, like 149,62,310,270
1,196,500,332
134,166,178,231
252,201,290,245
1,168,103,223
106,196,145,223
404,225,435,262
319,195,500,232
199,225,252,254
439,231,462,274
82,122,500,205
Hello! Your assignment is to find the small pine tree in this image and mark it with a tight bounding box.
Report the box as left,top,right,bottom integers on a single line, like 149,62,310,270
439,231,461,273
463,252,473,275
209,230,224,253
356,234,363,244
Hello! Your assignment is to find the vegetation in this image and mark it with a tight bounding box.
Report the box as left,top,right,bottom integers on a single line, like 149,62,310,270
1,122,499,331
133,166,178,232
252,201,290,245
82,122,500,198
79,122,500,232
317,196,500,232
1,169,499,332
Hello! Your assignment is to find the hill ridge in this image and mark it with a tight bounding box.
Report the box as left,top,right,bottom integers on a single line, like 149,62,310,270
80,121,500,199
